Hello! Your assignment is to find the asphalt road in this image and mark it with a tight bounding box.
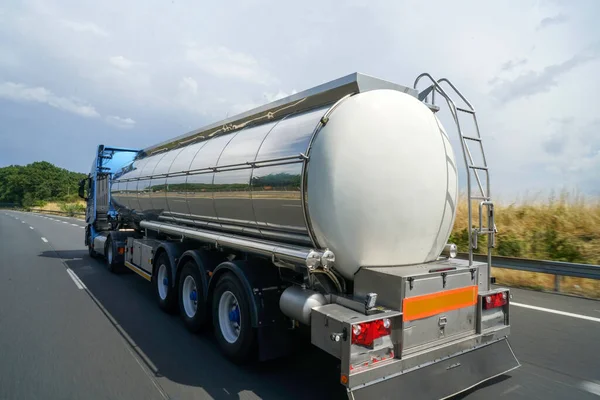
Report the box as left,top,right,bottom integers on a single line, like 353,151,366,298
1,210,600,400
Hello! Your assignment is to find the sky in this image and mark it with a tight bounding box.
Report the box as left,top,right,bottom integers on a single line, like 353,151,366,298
0,0,599,200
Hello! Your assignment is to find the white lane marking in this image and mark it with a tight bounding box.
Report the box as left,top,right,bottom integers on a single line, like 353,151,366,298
21,221,25,223
29,226,34,230
41,237,48,243
66,268,87,290
80,226,85,229
511,302,600,323
62,221,68,224
71,223,79,227
580,381,600,396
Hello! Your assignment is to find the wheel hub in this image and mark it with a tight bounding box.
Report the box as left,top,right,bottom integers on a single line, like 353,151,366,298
182,275,198,318
157,264,169,301
228,306,240,324
218,291,241,344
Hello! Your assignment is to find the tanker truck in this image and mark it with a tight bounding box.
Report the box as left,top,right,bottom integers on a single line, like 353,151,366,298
79,72,519,399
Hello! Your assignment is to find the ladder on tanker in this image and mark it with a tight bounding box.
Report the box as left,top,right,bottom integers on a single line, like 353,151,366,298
414,73,496,272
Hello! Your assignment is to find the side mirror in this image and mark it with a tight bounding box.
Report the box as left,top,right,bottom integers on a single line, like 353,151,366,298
78,179,86,200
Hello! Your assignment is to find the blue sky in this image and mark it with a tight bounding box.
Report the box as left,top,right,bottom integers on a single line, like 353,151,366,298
0,0,598,199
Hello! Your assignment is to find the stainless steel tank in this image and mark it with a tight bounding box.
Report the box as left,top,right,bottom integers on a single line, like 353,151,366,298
111,73,458,280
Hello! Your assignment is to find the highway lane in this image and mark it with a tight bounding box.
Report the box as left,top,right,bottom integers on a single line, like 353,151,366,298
2,210,600,400
0,212,165,400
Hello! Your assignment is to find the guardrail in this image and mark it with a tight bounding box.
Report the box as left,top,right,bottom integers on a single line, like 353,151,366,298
457,253,600,291
30,209,86,217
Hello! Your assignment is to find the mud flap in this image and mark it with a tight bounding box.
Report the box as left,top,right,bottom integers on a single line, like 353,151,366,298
347,339,520,400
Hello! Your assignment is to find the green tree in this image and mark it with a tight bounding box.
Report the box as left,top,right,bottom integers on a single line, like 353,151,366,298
0,162,86,206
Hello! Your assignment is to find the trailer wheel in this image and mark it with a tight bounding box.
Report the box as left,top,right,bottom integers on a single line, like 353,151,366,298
178,261,207,332
212,274,256,363
105,238,121,273
154,253,177,313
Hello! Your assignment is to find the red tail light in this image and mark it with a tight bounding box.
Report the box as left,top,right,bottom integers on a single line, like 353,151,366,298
351,319,391,347
483,292,508,310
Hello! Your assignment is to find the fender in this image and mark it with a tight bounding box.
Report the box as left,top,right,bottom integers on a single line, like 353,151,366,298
208,260,283,328
105,230,135,264
175,249,223,299
153,241,196,286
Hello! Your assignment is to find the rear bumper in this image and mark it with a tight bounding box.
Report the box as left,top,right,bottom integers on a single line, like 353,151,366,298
347,332,519,400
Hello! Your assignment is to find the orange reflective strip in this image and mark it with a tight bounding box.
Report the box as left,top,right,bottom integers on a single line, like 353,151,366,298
403,285,478,321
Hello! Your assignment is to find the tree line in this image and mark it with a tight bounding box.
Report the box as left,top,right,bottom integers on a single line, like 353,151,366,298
0,161,87,207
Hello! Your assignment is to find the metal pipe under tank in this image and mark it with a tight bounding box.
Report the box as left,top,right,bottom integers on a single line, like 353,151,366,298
279,286,327,325
139,220,328,269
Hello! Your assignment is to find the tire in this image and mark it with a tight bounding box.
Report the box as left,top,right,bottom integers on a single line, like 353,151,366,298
88,243,97,258
212,273,256,363
87,230,98,259
105,238,121,273
178,261,207,332
154,253,177,313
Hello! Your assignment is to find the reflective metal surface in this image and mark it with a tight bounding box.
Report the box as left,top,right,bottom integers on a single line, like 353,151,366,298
211,123,277,230
115,108,326,244
143,73,416,157
149,147,182,213
255,108,325,161
110,181,126,210
213,168,254,228
186,133,236,226
137,154,165,213
139,220,329,269
165,142,206,218
251,163,304,232
125,157,151,210
218,122,277,166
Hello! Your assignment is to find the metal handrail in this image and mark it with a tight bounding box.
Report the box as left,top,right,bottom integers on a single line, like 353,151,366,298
414,73,479,268
436,79,488,199
436,78,476,111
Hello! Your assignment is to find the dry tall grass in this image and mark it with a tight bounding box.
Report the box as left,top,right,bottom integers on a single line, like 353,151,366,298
30,201,85,212
450,193,600,298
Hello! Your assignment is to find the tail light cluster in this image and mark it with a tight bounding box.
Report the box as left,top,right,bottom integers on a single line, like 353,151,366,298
351,318,391,347
483,292,508,310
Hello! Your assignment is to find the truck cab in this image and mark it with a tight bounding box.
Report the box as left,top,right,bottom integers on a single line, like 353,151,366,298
78,145,139,260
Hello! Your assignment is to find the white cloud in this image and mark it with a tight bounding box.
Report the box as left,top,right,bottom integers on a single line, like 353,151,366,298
59,20,108,37
537,13,569,30
500,58,528,72
490,45,600,103
105,115,136,129
186,45,275,85
0,82,99,118
0,81,136,130
109,55,134,70
179,77,198,95
538,118,600,192
2,0,600,196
